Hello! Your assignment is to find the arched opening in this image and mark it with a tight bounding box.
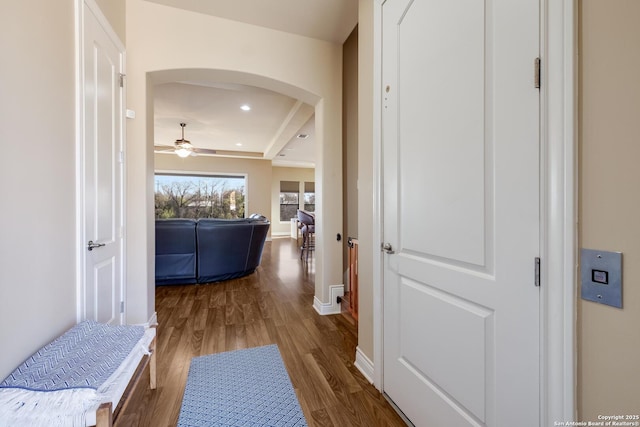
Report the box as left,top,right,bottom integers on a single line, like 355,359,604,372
132,68,342,319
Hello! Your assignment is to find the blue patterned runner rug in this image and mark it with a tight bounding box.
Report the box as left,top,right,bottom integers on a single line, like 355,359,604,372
177,345,308,427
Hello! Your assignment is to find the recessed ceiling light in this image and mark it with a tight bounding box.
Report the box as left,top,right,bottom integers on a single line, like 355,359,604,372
296,134,309,139
236,143,243,147
240,105,251,111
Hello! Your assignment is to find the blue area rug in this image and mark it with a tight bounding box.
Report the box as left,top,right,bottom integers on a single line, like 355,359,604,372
177,345,308,427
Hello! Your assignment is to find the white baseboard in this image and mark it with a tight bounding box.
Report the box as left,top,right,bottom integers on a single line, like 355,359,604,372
354,346,374,384
312,284,344,315
270,231,290,237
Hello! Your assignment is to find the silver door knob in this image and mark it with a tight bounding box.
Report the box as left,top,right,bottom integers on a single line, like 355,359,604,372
381,242,395,254
87,240,106,251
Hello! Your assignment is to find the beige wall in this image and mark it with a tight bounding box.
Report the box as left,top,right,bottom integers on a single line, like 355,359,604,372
155,154,273,229
0,1,77,378
578,0,640,420
94,0,125,43
343,27,359,280
271,167,315,236
126,0,344,323
357,0,375,359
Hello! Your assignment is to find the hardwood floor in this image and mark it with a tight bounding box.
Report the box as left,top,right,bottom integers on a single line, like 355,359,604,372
118,238,406,427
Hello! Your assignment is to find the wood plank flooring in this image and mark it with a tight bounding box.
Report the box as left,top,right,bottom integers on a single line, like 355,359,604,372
117,237,406,427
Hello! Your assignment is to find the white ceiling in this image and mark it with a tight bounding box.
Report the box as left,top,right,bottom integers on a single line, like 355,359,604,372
148,0,358,168
154,82,316,167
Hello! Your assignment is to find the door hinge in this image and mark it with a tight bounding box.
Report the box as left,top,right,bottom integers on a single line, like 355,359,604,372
534,257,541,287
120,301,125,313
534,58,541,89
119,73,126,88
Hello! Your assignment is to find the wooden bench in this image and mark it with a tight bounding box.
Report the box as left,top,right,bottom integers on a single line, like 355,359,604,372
0,323,157,427
95,333,157,427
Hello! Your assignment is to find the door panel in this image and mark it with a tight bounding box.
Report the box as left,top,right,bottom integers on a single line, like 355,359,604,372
382,0,540,425
398,0,487,267
82,1,123,325
399,278,493,421
94,258,116,323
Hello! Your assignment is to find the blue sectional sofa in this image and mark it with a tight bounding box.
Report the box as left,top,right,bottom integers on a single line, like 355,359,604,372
155,215,270,285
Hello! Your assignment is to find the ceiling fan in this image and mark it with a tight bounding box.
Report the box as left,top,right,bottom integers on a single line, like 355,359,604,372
154,122,217,158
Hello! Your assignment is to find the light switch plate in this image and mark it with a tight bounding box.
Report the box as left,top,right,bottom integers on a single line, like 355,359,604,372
580,248,622,308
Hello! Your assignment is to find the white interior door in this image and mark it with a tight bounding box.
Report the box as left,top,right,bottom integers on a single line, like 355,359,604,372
81,1,124,325
382,0,540,426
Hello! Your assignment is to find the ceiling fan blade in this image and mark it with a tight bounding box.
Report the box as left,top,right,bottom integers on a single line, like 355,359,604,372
154,145,176,152
214,149,263,158
193,148,218,155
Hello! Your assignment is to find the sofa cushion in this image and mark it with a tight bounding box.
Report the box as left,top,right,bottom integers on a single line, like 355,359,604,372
196,220,252,283
155,219,197,285
246,222,270,272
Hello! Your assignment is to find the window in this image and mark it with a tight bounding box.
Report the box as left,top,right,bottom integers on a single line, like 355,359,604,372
155,173,246,219
280,181,299,221
304,182,315,212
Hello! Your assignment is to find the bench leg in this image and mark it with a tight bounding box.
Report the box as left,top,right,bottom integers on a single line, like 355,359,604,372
149,337,157,390
96,402,113,427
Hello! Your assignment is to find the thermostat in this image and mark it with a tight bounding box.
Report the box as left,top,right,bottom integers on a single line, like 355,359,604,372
580,248,622,308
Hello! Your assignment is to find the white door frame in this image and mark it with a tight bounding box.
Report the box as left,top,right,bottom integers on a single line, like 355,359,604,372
75,0,127,323
371,0,577,424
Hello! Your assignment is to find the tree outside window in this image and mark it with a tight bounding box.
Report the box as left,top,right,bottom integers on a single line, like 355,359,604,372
155,174,246,219
304,181,315,212
280,181,299,221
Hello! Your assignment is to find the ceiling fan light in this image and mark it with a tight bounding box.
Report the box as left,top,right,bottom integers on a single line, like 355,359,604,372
174,123,195,157
176,147,191,158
